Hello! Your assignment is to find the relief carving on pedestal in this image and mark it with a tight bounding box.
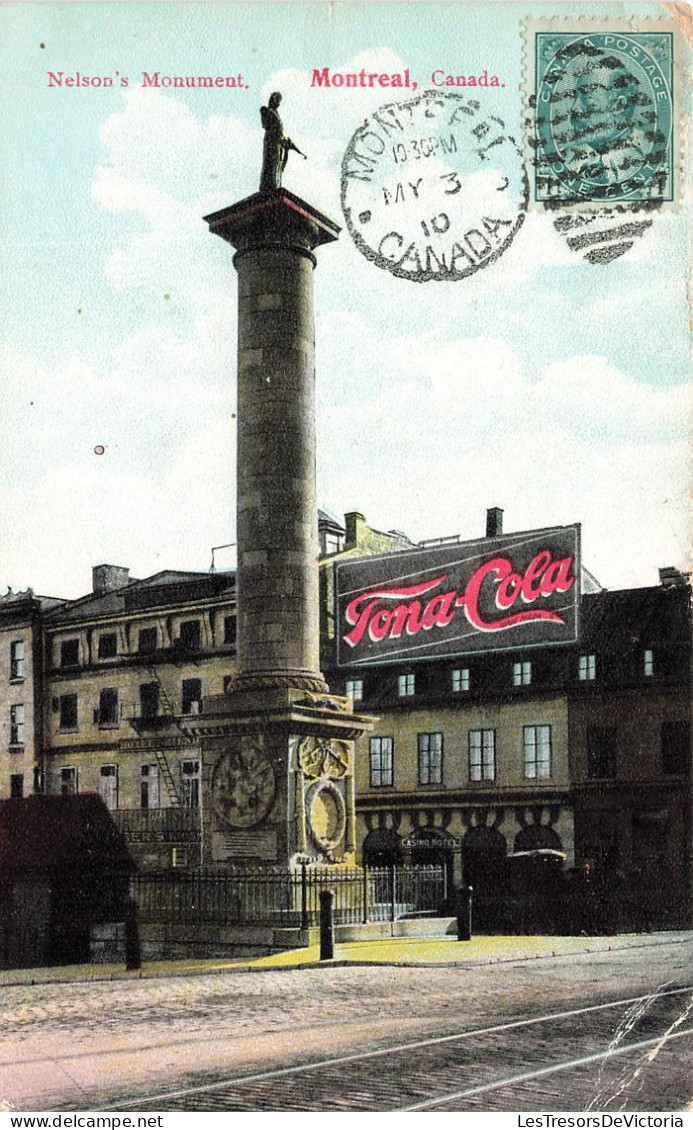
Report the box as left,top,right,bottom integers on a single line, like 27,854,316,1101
305,779,347,855
211,746,277,828
297,735,350,780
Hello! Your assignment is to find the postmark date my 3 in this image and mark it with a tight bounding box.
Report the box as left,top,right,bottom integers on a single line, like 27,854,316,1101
341,91,528,282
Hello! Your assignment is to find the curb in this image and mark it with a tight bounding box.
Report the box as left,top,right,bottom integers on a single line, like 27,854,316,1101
0,933,689,988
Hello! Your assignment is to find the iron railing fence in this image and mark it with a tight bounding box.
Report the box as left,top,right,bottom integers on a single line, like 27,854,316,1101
130,864,447,928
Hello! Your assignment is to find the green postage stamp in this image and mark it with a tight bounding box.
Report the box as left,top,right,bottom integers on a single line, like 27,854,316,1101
526,19,681,209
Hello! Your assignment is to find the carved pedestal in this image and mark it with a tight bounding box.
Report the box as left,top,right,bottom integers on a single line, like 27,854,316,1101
187,688,371,867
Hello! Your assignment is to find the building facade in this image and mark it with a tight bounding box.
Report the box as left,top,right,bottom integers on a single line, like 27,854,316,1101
1,514,690,907
569,579,691,898
320,513,691,910
3,566,237,868
0,589,64,802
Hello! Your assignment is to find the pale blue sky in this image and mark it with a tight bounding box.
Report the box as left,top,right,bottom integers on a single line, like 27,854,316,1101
0,1,690,596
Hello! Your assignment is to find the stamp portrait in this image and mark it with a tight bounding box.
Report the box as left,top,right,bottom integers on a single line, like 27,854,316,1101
526,20,680,209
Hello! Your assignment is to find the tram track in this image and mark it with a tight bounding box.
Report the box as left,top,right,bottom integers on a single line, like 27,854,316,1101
111,984,693,1113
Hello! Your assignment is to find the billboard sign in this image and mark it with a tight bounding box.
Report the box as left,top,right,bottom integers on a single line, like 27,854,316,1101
336,525,580,667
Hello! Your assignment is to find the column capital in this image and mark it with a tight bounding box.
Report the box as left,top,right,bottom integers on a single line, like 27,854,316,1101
204,189,340,260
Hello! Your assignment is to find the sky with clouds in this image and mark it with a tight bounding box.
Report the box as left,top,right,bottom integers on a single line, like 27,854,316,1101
0,1,690,598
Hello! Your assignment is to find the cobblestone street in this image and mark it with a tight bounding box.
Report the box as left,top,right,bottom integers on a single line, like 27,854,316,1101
0,934,690,1111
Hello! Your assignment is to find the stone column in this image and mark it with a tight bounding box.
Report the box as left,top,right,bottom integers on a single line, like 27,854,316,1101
196,189,373,870
204,189,339,694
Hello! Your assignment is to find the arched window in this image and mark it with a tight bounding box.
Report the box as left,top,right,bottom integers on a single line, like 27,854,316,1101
361,828,403,867
513,824,562,853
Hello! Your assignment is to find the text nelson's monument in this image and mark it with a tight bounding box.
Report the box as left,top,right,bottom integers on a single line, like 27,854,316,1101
184,95,372,870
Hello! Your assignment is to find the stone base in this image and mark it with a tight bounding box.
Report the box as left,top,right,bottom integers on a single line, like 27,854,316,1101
182,690,373,870
137,922,309,962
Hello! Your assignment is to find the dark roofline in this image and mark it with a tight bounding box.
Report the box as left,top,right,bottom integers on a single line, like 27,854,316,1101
44,568,236,626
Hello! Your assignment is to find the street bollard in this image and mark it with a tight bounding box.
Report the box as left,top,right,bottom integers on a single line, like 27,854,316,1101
124,897,142,971
319,889,334,961
456,885,473,942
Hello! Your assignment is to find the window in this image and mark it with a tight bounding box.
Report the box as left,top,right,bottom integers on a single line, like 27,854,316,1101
469,729,495,782
141,764,160,810
139,682,159,719
418,732,443,786
524,725,552,779
587,727,616,779
60,766,77,796
345,678,363,702
324,532,343,555
643,649,654,677
59,693,78,731
97,633,117,660
60,639,79,667
180,760,200,808
10,774,23,798
398,673,415,697
578,654,596,681
223,617,237,646
182,678,202,715
179,620,201,651
10,704,24,746
369,736,393,788
452,668,470,693
661,721,690,775
138,627,157,654
513,661,532,687
98,688,119,726
99,764,118,810
10,640,26,680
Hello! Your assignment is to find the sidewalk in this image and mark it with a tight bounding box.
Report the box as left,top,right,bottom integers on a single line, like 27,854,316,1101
0,930,689,987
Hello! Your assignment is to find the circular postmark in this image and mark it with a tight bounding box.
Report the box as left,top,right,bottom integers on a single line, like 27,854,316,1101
532,32,673,207
341,90,528,282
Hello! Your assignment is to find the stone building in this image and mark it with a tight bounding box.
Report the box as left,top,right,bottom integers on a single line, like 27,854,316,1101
5,566,236,868
1,513,690,901
321,514,580,884
569,575,691,893
320,514,691,905
0,588,65,802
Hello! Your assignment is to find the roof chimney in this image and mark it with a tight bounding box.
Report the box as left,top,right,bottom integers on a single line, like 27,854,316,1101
658,566,688,588
486,507,503,538
92,565,130,595
345,511,367,549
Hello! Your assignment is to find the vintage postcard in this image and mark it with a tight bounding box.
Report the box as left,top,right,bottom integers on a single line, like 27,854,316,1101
0,0,691,1117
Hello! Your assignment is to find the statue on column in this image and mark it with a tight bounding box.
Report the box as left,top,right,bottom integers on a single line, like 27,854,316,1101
259,92,306,192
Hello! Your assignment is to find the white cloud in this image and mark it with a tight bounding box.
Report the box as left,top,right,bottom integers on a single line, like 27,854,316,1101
316,319,691,587
537,356,690,441
4,61,684,597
